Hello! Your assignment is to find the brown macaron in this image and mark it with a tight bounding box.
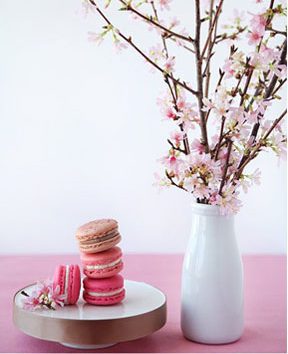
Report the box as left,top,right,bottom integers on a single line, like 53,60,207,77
76,219,121,254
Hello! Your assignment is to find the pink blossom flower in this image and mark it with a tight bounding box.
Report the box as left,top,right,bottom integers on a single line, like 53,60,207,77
156,0,171,11
247,30,263,45
22,279,65,311
159,153,184,176
170,131,184,146
251,168,261,185
268,63,287,80
113,38,127,52
191,139,205,154
165,107,177,120
169,17,180,28
250,13,266,33
232,9,245,27
193,183,210,200
153,172,172,189
22,292,41,311
212,187,242,215
81,0,96,16
223,59,236,78
202,97,214,111
163,57,175,73
269,132,287,159
149,44,165,63
88,32,104,45
239,177,251,193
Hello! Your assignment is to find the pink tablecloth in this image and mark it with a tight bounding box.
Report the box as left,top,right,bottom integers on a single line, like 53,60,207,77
0,254,286,353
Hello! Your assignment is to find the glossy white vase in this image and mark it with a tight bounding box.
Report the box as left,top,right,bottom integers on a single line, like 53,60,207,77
181,203,244,344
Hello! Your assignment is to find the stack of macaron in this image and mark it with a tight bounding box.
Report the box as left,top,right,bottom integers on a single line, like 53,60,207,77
76,219,125,305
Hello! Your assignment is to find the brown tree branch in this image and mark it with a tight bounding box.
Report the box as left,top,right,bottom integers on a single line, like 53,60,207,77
167,139,186,154
165,170,188,191
195,0,209,152
200,0,224,61
219,139,233,195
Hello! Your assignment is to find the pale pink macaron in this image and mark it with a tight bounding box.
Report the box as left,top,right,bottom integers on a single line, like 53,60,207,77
53,264,81,305
83,274,125,306
76,219,121,254
81,246,124,279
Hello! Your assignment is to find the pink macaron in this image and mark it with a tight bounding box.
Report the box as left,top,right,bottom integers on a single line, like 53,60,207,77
83,274,125,305
53,264,81,305
76,219,121,254
80,246,124,279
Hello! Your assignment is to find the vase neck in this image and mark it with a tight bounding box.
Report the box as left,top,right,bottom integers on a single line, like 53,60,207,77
191,203,232,219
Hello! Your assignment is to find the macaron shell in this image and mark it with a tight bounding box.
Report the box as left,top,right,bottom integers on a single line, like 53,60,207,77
53,265,66,295
76,219,118,240
83,274,124,292
67,264,81,305
83,261,124,279
83,289,125,305
80,246,122,265
79,233,121,253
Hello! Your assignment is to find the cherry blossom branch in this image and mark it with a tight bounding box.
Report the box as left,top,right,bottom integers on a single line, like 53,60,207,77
200,0,224,61
119,0,195,44
212,50,247,156
150,1,190,155
219,139,233,195
233,109,287,182
215,27,246,44
239,40,287,166
169,37,196,54
88,0,198,96
167,139,186,154
205,69,225,122
271,78,287,97
204,0,215,98
150,1,168,57
267,28,287,37
195,0,209,152
165,170,187,191
214,117,226,160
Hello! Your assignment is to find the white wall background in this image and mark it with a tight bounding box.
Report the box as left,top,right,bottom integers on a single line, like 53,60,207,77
0,0,286,254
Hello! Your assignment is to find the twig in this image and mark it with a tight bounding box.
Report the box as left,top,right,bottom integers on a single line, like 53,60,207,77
169,37,196,53
271,78,287,96
267,27,287,37
165,170,188,191
215,27,246,44
167,139,186,154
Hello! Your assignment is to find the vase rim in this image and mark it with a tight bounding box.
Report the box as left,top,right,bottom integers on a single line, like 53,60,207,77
191,202,227,217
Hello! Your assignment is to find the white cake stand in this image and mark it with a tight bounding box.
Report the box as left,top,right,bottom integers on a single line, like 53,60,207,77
13,280,166,349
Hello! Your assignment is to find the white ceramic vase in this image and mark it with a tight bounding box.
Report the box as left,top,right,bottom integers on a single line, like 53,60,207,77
181,203,244,344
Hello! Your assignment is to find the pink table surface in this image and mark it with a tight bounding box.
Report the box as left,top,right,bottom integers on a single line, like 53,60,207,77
0,254,286,353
